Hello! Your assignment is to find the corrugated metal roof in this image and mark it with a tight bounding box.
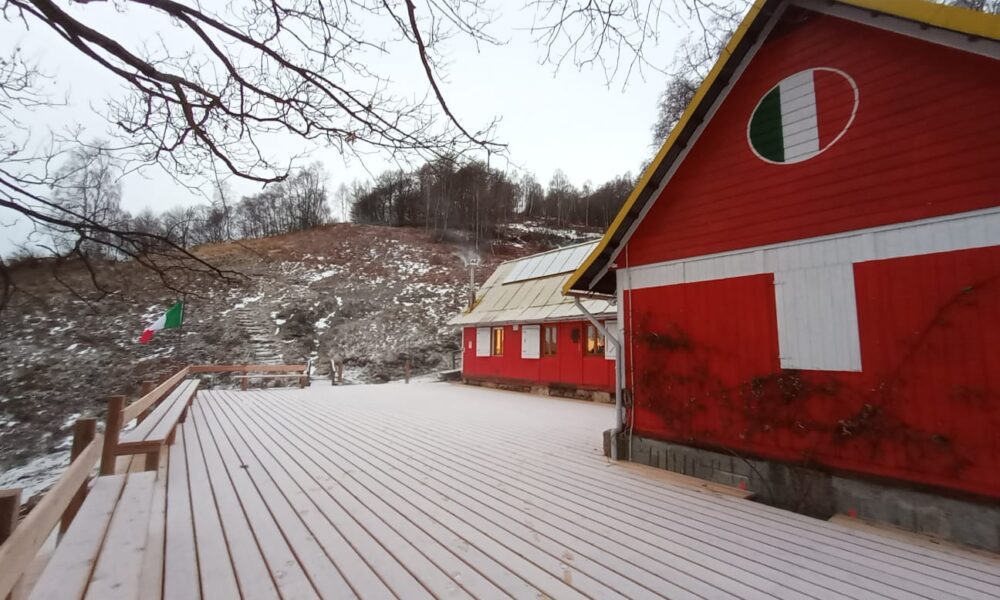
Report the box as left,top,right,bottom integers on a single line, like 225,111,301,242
449,241,614,327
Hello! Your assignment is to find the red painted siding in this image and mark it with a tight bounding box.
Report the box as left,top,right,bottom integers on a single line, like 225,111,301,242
624,246,1000,498
461,321,615,392
626,14,1000,267
615,9,1000,498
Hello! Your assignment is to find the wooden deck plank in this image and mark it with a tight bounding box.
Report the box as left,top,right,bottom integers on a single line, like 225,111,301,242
205,392,440,600
225,393,553,600
313,394,925,600
309,388,999,599
367,389,1000,586
184,412,274,600
33,384,997,600
243,393,642,600
259,385,1000,600
137,446,169,600
199,395,384,599
163,428,200,600
28,475,126,600
85,472,157,600
189,402,320,600
276,392,825,600
203,393,398,600
256,395,710,600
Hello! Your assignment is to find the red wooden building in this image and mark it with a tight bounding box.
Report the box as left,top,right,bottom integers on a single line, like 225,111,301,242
450,242,618,400
565,0,1000,546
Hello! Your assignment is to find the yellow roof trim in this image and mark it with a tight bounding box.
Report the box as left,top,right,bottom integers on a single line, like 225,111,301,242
563,0,1000,295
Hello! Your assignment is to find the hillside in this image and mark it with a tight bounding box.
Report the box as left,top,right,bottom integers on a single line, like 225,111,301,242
0,221,600,497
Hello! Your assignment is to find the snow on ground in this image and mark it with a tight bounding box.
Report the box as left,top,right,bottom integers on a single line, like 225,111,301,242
0,448,72,502
0,221,557,506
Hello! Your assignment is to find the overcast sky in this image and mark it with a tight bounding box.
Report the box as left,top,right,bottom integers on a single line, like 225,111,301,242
0,2,697,255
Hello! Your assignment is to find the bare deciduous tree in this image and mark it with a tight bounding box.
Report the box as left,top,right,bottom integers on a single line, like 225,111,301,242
1,0,732,308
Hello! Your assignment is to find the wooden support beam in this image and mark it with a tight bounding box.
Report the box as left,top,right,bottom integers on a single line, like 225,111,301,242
100,396,126,476
60,418,97,536
0,488,21,545
0,488,23,600
144,449,161,473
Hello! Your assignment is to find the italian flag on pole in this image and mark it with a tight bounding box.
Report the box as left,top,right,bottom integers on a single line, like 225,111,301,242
139,301,184,344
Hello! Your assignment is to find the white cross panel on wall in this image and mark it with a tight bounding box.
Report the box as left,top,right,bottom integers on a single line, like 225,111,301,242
617,207,1000,372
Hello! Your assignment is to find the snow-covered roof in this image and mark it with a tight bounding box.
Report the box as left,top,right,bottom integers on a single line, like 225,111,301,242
449,241,615,327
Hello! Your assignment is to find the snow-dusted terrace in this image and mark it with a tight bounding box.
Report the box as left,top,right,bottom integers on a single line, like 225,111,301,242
19,383,1000,599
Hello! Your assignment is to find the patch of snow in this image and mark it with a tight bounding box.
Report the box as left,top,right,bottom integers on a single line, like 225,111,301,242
305,267,342,283
0,450,72,502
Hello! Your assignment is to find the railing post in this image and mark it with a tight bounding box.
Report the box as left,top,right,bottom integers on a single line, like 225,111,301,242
0,488,23,600
61,418,97,536
137,380,156,423
100,396,125,476
0,488,20,546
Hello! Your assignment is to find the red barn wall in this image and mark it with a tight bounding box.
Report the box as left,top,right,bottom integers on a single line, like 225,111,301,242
627,13,1000,265
461,321,615,391
619,13,1000,498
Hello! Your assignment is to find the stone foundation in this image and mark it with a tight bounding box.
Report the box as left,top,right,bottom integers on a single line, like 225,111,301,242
606,432,1000,553
463,378,613,403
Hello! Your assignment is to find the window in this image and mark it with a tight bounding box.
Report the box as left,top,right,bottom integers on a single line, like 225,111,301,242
542,325,558,356
491,327,504,356
585,324,605,356
475,328,490,357
521,325,540,359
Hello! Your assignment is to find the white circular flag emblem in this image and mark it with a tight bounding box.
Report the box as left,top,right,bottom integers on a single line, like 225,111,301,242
747,68,858,164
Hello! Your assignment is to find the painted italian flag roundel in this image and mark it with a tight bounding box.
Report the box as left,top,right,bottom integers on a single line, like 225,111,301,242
747,67,858,164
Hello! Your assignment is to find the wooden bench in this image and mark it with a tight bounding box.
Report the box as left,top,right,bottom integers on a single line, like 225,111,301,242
114,379,199,471
28,471,158,599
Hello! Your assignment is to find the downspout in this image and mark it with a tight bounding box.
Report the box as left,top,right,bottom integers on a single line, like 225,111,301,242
573,297,624,461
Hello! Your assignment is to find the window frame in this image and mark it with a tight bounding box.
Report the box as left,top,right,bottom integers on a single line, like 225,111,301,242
542,325,558,357
490,326,505,356
584,323,606,356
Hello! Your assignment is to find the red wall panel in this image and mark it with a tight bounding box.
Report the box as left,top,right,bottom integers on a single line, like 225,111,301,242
461,321,615,392
626,14,1000,267
624,246,1000,498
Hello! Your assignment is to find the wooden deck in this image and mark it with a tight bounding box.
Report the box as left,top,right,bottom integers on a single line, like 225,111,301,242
55,384,1000,598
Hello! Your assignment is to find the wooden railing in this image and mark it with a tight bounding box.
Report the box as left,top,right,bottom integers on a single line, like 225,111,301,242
99,364,308,474
191,363,309,390
0,419,101,599
0,362,308,598
100,366,190,476
188,364,307,374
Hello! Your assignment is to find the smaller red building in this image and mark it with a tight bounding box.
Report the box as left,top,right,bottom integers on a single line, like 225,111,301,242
450,242,617,400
